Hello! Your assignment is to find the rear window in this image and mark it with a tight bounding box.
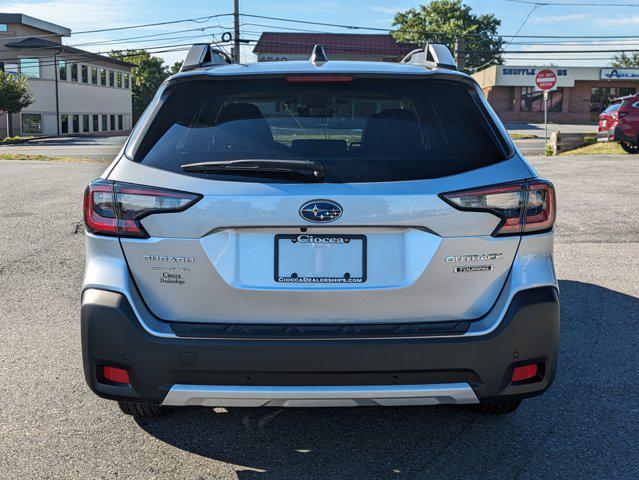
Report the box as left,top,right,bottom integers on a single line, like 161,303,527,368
132,78,509,183
604,103,621,114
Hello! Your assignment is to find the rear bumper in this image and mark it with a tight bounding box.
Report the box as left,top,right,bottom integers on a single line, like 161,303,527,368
162,383,479,407
82,286,559,406
597,126,636,143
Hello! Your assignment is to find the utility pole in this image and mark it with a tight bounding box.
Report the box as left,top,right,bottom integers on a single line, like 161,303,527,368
233,0,241,63
454,38,465,70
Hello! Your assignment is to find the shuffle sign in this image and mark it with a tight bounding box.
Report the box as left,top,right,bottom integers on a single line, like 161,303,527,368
535,69,557,91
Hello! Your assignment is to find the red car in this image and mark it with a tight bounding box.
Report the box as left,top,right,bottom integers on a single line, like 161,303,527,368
597,93,639,153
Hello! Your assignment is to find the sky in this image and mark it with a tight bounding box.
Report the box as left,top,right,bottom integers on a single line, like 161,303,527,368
3,0,639,68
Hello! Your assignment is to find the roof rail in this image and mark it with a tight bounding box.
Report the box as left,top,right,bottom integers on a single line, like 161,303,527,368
180,44,233,72
400,43,457,71
310,44,329,65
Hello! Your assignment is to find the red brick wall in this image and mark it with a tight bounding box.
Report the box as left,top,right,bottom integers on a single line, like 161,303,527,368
483,86,515,112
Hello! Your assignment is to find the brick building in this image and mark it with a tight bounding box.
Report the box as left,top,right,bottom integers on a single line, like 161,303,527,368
473,65,639,123
253,32,418,63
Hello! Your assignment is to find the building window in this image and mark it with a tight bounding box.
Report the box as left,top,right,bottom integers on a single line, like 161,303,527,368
92,114,99,132
590,87,636,115
71,63,78,82
2,62,19,75
0,24,8,32
19,58,40,78
61,114,69,134
72,114,79,133
81,65,88,83
22,113,42,134
58,60,67,80
124,73,130,89
110,114,116,130
83,114,90,132
116,71,122,88
118,114,123,130
520,87,563,113
100,68,106,86
108,70,114,87
101,115,107,132
91,66,98,84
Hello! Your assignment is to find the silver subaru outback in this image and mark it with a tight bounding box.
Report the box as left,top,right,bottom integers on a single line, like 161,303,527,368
81,44,558,418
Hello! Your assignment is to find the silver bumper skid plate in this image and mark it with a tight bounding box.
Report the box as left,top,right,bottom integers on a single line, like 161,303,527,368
162,383,479,407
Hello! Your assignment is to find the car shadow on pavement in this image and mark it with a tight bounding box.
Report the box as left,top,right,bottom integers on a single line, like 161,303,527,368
136,280,639,479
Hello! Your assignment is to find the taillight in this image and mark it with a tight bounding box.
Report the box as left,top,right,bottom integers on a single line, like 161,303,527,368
441,179,555,236
83,179,201,238
285,75,354,83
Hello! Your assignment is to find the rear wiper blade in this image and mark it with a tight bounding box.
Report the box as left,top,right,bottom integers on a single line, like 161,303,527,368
181,159,325,181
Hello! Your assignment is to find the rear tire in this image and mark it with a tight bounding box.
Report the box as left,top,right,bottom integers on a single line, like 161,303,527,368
471,399,522,414
118,401,166,418
620,142,639,154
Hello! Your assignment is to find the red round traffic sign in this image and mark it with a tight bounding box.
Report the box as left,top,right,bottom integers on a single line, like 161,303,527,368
535,69,557,90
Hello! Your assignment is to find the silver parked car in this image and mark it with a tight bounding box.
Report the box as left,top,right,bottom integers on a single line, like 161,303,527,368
81,44,558,418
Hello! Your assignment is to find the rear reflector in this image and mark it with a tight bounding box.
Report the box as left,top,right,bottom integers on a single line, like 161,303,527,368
84,179,201,238
511,364,538,382
286,75,354,83
441,179,556,236
102,366,130,384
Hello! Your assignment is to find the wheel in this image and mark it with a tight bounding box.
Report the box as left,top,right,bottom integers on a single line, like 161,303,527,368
620,142,639,154
118,401,167,418
471,399,522,414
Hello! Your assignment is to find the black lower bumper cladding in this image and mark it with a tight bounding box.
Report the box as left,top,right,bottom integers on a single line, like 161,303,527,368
81,287,559,405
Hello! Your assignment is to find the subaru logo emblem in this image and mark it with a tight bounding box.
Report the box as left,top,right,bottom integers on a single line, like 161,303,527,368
299,200,342,223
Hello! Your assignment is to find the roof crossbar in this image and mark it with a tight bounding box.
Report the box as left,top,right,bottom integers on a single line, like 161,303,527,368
401,43,457,71
180,44,233,72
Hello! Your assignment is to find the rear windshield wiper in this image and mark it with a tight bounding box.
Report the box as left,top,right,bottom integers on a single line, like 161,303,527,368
181,159,325,181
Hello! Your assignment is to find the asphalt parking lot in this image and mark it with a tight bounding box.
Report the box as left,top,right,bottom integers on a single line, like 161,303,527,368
0,135,127,160
0,155,637,479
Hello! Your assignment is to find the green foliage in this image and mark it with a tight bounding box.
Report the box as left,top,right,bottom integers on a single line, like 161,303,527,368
108,50,170,122
170,61,183,75
611,52,639,68
0,71,34,114
391,0,503,72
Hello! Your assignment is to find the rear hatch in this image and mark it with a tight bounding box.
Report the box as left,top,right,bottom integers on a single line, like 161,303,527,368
599,102,621,133
108,75,532,324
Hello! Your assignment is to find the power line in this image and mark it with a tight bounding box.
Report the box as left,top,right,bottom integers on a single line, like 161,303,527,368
2,33,633,65
0,42,234,69
241,14,639,40
506,0,639,6
7,13,234,42
241,22,336,34
504,5,538,49
66,25,230,48
494,48,639,53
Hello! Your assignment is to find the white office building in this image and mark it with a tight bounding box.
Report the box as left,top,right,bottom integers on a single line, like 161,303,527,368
0,13,133,137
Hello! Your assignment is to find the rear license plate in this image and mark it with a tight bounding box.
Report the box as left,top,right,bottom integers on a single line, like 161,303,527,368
274,234,367,283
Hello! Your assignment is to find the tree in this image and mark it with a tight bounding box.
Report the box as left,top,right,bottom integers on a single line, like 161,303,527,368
392,0,503,73
611,52,639,68
109,50,170,122
170,61,183,75
0,71,34,138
